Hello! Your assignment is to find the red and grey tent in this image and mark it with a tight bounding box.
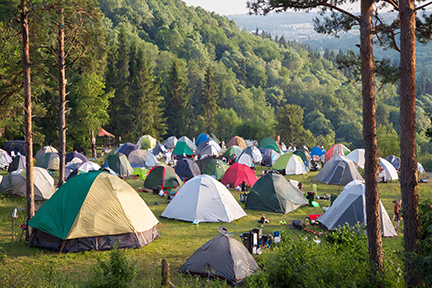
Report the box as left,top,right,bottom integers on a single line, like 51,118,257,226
221,162,257,188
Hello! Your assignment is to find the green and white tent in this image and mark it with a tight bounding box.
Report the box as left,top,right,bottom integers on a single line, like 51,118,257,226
29,171,160,252
245,173,307,214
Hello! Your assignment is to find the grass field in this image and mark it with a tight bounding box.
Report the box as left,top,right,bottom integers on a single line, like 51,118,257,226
0,165,430,287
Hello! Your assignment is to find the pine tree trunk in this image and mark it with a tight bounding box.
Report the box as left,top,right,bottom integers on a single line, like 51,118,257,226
360,0,383,283
399,0,420,285
21,3,35,241
58,10,66,187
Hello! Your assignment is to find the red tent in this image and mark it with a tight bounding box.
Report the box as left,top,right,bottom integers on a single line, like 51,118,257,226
221,163,258,188
325,143,350,163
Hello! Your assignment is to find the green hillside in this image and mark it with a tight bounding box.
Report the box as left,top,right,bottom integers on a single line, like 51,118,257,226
1,0,432,162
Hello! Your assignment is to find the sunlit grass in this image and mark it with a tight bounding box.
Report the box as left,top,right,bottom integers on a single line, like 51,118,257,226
0,166,430,286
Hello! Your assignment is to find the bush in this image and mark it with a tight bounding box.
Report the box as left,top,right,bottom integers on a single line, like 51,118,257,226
416,200,432,286
89,244,137,288
245,228,403,288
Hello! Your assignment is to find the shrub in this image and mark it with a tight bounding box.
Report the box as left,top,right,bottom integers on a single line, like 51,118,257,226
245,228,403,288
416,200,432,286
89,244,137,288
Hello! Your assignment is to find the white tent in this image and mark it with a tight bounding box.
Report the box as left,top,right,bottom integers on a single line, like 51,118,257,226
285,154,308,175
0,148,12,170
145,150,160,168
0,167,55,200
136,135,157,150
418,162,426,174
161,175,247,223
379,158,398,181
318,180,397,237
237,153,254,168
237,146,262,164
78,161,101,173
198,144,220,159
346,149,365,169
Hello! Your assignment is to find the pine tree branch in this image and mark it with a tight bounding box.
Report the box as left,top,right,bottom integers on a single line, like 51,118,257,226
381,0,399,11
415,0,432,11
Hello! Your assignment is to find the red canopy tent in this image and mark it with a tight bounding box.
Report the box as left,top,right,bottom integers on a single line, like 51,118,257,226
98,128,115,137
221,162,258,188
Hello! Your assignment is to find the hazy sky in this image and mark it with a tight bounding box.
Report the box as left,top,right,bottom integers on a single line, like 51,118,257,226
183,0,250,15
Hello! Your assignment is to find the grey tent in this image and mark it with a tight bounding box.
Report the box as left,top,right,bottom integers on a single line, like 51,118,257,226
174,158,200,182
164,136,178,150
196,139,221,155
245,173,308,214
313,154,363,185
317,180,397,237
152,142,167,156
385,155,400,170
179,233,258,284
0,148,12,170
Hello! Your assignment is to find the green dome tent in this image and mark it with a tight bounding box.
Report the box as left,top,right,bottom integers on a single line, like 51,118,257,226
28,171,160,252
271,152,293,170
173,141,194,156
143,165,182,191
202,159,229,181
245,173,307,214
258,137,281,153
222,145,242,161
103,152,133,178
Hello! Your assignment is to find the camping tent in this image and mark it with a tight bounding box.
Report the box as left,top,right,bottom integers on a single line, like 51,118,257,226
237,153,254,168
223,146,242,161
198,144,220,159
28,171,160,252
196,139,221,155
103,152,133,178
116,142,138,157
65,152,88,166
1,140,26,156
225,136,247,150
221,163,257,188
0,167,54,200
385,155,401,171
272,152,293,171
293,148,311,167
78,161,100,173
245,173,308,214
0,148,12,170
317,180,397,237
310,146,326,160
259,148,280,167
313,154,363,185
179,233,258,284
283,155,308,175
346,149,365,169
195,133,209,146
175,158,200,182
237,146,262,164
162,175,246,222
128,149,148,168
35,146,58,164
178,136,197,150
152,142,167,157
173,141,194,156
164,136,178,150
258,137,281,153
8,155,26,173
325,143,350,163
136,135,157,150
35,152,59,171
418,162,426,174
379,158,398,181
143,165,182,191
202,159,229,181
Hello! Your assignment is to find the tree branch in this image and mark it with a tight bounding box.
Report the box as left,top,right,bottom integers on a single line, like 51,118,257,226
415,0,432,11
380,0,399,11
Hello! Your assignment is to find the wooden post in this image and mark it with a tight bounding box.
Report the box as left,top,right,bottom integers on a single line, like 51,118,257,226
161,259,170,287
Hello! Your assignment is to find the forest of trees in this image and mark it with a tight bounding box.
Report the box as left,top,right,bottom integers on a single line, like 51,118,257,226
1,0,432,165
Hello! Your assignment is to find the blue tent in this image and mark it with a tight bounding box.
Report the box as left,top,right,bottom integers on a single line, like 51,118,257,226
195,133,209,146
310,146,326,157
116,142,138,157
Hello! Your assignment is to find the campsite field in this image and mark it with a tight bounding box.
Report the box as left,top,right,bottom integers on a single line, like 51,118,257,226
0,166,430,287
